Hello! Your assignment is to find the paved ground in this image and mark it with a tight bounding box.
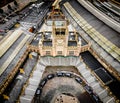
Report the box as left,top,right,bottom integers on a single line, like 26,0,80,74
40,77,94,103
54,94,79,103
40,66,95,103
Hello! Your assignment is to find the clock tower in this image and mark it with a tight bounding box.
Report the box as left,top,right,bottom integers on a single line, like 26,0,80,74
52,19,69,56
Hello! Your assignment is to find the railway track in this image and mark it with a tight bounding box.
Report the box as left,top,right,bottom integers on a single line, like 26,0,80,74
3,53,38,103
19,2,51,31
0,1,53,102
61,0,120,100
69,0,120,48
62,1,120,76
0,1,120,103
91,0,120,22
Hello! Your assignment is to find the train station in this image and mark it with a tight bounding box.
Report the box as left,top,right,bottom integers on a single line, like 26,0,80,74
0,0,120,103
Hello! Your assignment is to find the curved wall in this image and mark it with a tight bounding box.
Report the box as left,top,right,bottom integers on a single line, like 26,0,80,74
77,0,120,33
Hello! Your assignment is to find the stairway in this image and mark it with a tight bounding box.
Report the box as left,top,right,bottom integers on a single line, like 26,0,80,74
20,58,46,103
20,56,115,103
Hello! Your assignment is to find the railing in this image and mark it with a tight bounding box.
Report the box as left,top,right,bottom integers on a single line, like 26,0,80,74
81,44,90,53
28,45,39,53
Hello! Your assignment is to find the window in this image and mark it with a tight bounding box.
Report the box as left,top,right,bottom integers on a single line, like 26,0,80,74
69,51,74,55
46,51,50,55
57,51,62,55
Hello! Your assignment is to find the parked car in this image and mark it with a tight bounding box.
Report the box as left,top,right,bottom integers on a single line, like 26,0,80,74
47,74,54,79
92,93,102,103
35,88,42,95
75,77,82,84
64,72,72,77
40,78,47,88
56,72,64,77
84,85,93,94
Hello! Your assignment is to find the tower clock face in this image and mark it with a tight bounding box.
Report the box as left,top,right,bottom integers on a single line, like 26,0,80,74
57,39,64,44
56,39,64,51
